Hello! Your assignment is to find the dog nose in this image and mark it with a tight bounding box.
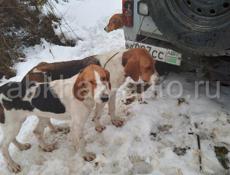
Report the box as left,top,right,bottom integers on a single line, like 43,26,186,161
101,94,109,102
104,27,109,32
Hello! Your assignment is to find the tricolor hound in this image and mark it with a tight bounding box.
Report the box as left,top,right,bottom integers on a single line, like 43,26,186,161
19,48,159,132
0,64,111,173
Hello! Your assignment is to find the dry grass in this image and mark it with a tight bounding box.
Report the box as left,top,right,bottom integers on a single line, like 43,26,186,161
0,0,73,79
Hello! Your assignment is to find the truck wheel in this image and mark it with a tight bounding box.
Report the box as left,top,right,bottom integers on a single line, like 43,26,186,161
148,0,230,56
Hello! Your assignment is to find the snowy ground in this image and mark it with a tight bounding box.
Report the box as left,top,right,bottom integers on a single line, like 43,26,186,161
1,0,230,175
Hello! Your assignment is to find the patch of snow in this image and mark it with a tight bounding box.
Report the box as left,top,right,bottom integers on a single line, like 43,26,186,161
0,0,230,175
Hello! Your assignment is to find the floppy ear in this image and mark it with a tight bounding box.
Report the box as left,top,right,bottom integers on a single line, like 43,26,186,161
123,58,140,81
105,69,111,90
116,15,124,28
73,73,87,101
119,14,124,25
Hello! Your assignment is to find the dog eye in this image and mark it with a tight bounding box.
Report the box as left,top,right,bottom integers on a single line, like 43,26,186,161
101,77,106,81
90,80,96,85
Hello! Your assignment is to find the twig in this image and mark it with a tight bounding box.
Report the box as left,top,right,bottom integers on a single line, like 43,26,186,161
49,48,55,59
48,42,55,59
44,3,69,44
195,123,203,172
47,0,83,41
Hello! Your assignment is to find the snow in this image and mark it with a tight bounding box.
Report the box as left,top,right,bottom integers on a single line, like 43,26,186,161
1,0,230,175
7,0,124,83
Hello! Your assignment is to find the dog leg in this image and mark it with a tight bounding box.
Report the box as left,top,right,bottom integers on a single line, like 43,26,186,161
1,119,24,173
109,91,124,127
70,130,96,161
33,118,56,152
79,137,96,162
137,93,147,104
47,119,70,134
13,139,31,151
93,103,106,133
71,107,96,162
74,128,96,162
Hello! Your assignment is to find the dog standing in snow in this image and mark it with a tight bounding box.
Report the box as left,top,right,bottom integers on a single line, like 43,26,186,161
26,48,159,132
0,64,111,173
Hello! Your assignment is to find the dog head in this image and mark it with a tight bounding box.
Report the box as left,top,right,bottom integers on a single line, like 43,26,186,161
104,14,124,32
122,48,159,86
73,64,111,104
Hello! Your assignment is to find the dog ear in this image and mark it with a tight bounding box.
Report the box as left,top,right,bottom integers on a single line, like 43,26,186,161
124,59,140,81
73,73,87,101
105,69,111,90
122,53,140,81
115,16,124,28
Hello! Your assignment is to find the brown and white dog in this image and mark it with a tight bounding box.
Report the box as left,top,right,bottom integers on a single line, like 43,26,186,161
26,48,159,131
104,13,124,32
0,64,111,173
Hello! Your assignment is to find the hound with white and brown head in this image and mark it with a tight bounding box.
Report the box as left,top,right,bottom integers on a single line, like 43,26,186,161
104,13,124,32
74,64,111,104
26,48,159,131
122,48,159,103
92,48,159,128
122,48,159,87
0,64,111,173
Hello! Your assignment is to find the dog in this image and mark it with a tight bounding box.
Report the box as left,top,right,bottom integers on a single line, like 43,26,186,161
26,56,100,83
26,48,159,132
0,64,111,173
104,13,124,32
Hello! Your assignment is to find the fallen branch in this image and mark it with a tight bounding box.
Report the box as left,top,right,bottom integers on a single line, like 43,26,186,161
195,123,203,172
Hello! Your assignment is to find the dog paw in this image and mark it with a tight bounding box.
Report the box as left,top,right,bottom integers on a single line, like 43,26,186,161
8,162,21,173
112,118,124,127
95,125,106,133
123,96,136,105
139,100,148,104
52,126,70,134
83,152,96,162
40,143,56,152
19,143,31,151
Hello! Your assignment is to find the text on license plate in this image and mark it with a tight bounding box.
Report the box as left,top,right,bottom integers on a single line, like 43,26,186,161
126,40,182,66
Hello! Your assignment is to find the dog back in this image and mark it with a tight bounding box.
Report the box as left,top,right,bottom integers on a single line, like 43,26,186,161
25,56,100,82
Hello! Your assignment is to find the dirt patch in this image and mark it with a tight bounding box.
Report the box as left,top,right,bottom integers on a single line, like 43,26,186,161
173,147,190,156
214,146,230,169
0,0,75,79
177,98,189,106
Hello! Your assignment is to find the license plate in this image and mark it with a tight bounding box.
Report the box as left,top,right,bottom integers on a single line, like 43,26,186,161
126,40,182,66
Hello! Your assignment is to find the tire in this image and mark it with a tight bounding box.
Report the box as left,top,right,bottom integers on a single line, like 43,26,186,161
148,0,230,56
